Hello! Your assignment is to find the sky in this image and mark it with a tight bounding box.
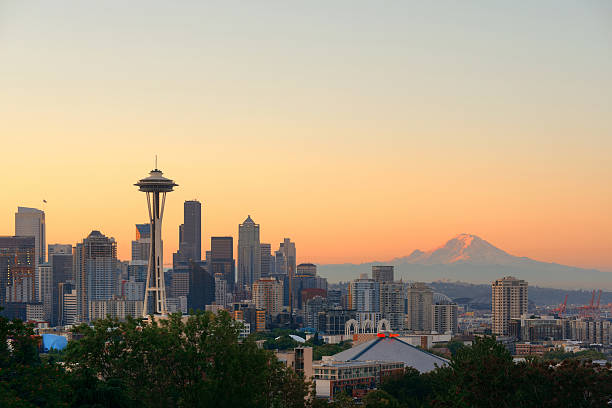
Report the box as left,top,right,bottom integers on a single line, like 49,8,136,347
1,1,611,271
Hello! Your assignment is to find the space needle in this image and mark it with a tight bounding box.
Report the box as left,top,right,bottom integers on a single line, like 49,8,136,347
135,164,177,317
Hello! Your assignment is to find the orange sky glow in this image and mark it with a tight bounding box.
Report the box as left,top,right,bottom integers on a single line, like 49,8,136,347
1,2,611,272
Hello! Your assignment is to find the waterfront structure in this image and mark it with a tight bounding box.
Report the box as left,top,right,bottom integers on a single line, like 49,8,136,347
492,276,528,335
432,301,458,334
237,216,261,289
253,277,283,316
380,281,405,331
210,237,235,292
74,231,117,322
372,265,394,283
15,207,46,267
348,275,380,313
135,167,177,316
405,282,433,332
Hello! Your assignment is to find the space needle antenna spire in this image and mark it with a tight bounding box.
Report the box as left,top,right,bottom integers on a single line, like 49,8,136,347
135,164,178,317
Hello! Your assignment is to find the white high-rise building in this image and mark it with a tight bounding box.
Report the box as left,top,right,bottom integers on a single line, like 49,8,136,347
380,282,405,331
432,301,458,334
214,273,228,307
237,216,261,288
15,207,46,267
349,275,380,313
492,276,528,335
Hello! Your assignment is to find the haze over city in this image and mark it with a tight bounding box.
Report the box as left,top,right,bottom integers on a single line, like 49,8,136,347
2,1,611,271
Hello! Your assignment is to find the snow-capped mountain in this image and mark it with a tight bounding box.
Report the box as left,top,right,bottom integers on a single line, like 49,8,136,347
318,234,612,290
398,234,523,265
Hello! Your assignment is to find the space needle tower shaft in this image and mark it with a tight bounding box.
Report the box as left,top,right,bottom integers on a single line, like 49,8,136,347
135,166,178,316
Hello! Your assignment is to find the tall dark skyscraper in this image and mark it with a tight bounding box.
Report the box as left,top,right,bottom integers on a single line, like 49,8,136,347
188,263,215,312
0,236,35,307
211,237,235,292
49,247,73,326
237,215,261,289
260,243,272,277
183,200,202,262
173,200,202,268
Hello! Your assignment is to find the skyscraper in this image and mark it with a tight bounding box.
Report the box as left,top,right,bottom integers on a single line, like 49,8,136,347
211,237,235,292
188,263,215,312
372,265,394,283
132,224,151,261
182,200,202,262
380,281,405,331
48,244,72,256
349,275,380,313
252,277,283,316
405,282,433,332
0,236,35,306
36,263,53,322
432,301,458,334
49,244,73,325
279,238,296,310
74,231,117,322
15,207,46,267
260,243,273,277
492,276,528,335
237,216,261,289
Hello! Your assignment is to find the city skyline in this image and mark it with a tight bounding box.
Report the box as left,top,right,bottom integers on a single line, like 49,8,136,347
1,2,611,271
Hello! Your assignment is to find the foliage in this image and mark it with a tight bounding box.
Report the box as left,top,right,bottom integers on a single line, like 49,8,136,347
64,311,311,407
542,347,606,362
381,336,612,408
379,367,433,408
308,341,352,361
0,315,74,408
362,390,401,407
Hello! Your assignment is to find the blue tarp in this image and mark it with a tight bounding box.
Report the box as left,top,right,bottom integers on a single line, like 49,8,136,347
41,334,68,352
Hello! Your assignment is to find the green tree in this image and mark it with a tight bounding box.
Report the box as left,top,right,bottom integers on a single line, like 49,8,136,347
380,367,433,407
362,390,401,407
65,311,310,408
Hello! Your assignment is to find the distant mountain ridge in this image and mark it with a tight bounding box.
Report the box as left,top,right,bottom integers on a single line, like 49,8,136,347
318,234,612,290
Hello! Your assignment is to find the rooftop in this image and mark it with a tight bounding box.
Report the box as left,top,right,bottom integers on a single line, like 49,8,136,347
330,336,448,373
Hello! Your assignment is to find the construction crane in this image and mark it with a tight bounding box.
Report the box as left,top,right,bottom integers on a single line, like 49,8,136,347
552,294,568,317
578,289,602,319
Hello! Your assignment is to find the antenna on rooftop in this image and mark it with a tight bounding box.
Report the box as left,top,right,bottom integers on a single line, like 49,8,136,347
155,155,158,170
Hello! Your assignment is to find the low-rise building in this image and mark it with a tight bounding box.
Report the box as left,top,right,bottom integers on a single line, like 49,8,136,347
313,359,403,400
275,347,313,379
